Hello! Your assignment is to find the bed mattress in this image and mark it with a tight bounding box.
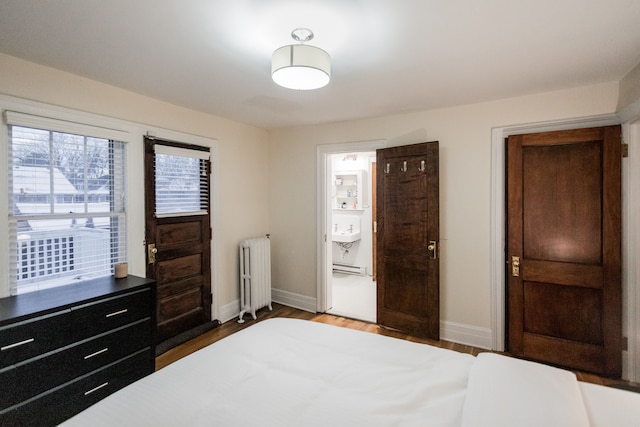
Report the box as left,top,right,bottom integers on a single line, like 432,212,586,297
61,318,640,427
62,318,474,426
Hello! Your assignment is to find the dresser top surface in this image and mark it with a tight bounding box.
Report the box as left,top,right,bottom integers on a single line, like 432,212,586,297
0,275,155,325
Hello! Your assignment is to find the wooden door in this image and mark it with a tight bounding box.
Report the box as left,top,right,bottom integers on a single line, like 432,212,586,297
144,137,212,344
506,126,622,377
376,142,439,339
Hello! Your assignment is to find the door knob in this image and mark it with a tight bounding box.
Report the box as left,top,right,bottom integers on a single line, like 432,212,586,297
427,241,437,259
148,243,158,264
512,256,520,277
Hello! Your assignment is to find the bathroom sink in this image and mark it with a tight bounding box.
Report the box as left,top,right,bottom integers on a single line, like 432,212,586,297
332,231,361,243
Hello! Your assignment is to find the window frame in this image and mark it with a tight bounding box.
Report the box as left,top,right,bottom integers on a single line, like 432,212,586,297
5,112,130,295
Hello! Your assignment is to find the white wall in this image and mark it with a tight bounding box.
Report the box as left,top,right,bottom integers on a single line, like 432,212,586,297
0,51,630,340
619,61,640,112
268,82,620,331
0,53,269,312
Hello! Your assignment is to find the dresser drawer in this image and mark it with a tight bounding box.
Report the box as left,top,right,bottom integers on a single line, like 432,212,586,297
0,348,153,426
0,318,152,411
64,347,153,415
0,309,72,368
71,288,152,339
68,318,153,374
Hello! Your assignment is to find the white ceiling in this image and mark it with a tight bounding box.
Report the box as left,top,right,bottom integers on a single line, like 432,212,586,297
1,0,639,129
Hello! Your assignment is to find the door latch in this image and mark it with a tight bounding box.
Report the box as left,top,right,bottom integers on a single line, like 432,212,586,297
512,256,520,277
427,240,437,259
148,243,158,264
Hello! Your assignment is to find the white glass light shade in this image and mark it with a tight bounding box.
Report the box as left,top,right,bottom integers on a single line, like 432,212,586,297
272,44,331,90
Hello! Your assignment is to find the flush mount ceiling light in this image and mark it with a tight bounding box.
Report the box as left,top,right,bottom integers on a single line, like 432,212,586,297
272,28,331,90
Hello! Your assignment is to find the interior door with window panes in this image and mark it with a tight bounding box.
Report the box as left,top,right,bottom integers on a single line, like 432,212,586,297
144,137,212,344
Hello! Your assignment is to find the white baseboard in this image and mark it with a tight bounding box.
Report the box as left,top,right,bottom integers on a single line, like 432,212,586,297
272,288,317,313
272,289,492,349
220,290,492,350
217,288,317,324
440,320,492,350
218,299,240,324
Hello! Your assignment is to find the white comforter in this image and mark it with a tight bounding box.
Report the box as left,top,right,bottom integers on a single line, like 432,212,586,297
63,318,474,426
62,318,640,427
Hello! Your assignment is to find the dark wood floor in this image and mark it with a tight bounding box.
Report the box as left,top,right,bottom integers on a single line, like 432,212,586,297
156,303,639,392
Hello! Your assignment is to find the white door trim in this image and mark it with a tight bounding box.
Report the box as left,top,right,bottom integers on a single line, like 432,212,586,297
490,113,640,381
621,119,640,382
316,140,386,312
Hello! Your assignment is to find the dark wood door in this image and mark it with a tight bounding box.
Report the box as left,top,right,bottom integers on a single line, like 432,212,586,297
376,142,439,340
506,126,622,377
144,137,212,344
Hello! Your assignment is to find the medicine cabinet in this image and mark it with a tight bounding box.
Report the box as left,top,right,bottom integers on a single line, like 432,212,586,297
333,170,366,210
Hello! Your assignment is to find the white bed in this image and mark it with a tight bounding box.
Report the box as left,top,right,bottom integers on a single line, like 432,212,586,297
61,318,639,427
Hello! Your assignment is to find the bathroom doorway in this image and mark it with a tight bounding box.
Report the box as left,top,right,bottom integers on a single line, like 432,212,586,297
318,146,381,323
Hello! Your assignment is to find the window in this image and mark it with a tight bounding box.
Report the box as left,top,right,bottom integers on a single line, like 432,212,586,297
7,114,127,295
154,143,210,217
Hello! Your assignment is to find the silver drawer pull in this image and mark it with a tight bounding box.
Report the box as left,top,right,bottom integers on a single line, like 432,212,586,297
1,338,35,351
105,308,128,318
84,382,109,395
84,348,109,359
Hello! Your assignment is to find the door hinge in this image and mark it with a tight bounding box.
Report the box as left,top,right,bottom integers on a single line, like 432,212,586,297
622,336,628,351
622,143,629,158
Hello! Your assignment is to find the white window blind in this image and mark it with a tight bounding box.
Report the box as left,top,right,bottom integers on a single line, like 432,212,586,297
154,143,210,217
7,116,127,295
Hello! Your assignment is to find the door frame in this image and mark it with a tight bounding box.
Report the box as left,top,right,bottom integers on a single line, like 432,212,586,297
316,139,386,313
143,129,220,321
490,113,640,381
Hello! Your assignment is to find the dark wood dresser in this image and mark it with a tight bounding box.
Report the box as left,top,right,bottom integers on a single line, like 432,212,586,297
0,275,156,425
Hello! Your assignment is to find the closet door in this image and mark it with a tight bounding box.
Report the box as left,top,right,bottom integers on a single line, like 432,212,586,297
506,126,622,377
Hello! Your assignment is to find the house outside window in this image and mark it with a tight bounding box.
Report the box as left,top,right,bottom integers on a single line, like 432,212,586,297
7,118,127,295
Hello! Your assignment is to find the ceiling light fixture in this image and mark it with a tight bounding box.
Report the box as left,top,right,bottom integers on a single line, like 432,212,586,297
272,28,331,90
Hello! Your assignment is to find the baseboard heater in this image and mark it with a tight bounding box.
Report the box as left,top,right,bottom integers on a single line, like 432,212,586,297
332,263,366,276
